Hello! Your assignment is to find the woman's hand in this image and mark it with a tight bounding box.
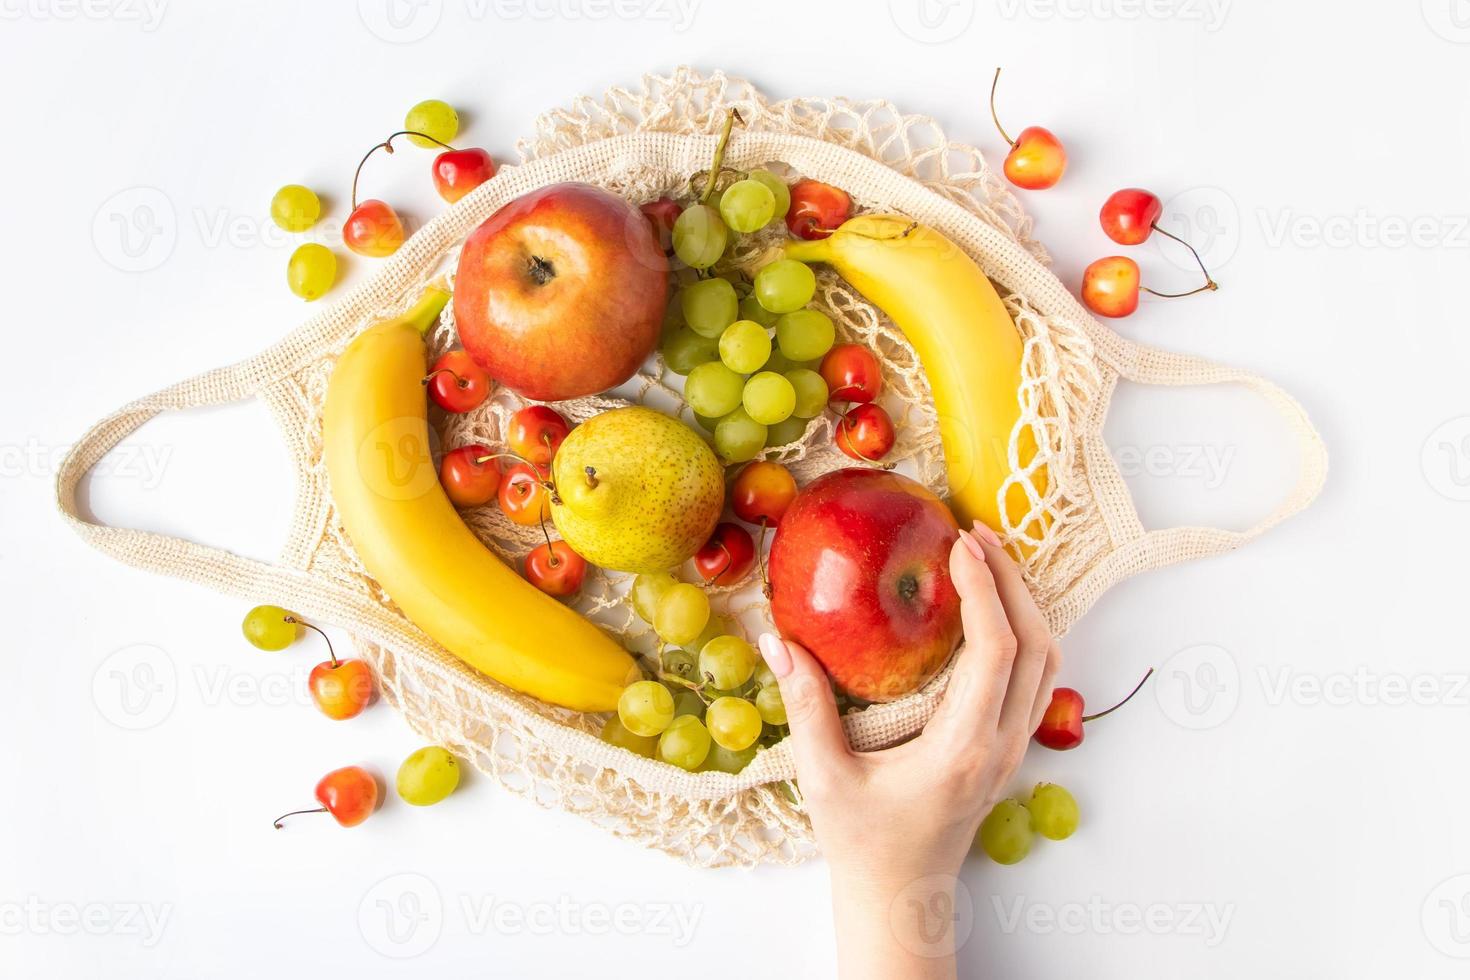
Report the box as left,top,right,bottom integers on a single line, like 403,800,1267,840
757,523,1059,980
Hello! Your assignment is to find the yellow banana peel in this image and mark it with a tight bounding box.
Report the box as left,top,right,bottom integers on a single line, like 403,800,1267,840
323,285,640,712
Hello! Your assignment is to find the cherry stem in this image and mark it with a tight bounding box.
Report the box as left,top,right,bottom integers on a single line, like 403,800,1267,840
1082,668,1155,723
757,519,772,599
700,108,743,206
1140,283,1220,299
538,513,558,567
351,130,457,210
1149,222,1219,292
702,541,733,587
422,368,469,390
989,68,1015,148
273,806,327,829
284,616,337,668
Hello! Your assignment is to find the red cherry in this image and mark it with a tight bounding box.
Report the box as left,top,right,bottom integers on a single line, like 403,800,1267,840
308,658,374,720
432,147,496,204
819,344,882,404
274,765,379,829
1099,188,1163,246
343,199,405,257
640,197,682,253
1034,669,1154,751
499,462,551,527
731,460,798,527
424,350,491,413
990,69,1067,190
1081,256,1142,318
523,539,587,597
786,179,852,240
835,403,896,463
694,522,756,587
440,445,502,508
506,406,571,467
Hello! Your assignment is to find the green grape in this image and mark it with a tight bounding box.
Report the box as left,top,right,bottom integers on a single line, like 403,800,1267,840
683,614,735,656
698,635,757,690
755,684,787,726
714,408,767,462
785,368,830,419
742,371,796,426
1026,783,1080,841
241,605,298,651
672,690,707,720
404,99,458,148
680,278,739,338
706,696,762,751
286,243,336,302
978,799,1035,865
653,583,711,646
662,327,719,375
661,646,697,681
765,415,808,448
657,715,711,771
760,349,794,374
774,309,836,362
672,204,729,270
753,662,777,689
718,178,776,233
631,572,678,623
685,361,745,418
754,259,816,314
618,680,676,737
739,294,778,329
701,742,758,774
718,320,772,374
661,300,685,337
749,170,791,221
600,716,657,758
270,184,320,232
396,746,460,805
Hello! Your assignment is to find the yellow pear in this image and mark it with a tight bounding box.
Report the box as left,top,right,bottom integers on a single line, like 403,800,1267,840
551,406,723,573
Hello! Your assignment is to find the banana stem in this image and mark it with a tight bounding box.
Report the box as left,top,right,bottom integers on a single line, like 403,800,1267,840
403,286,451,336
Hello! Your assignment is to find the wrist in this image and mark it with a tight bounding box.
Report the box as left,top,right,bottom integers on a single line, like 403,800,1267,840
828,866,962,980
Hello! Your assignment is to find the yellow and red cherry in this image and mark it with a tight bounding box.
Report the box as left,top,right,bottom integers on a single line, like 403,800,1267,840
273,765,379,829
440,445,502,508
343,199,405,258
694,522,756,587
1081,256,1142,318
307,644,374,721
990,68,1067,191
499,462,551,527
1034,669,1153,750
819,344,882,404
731,460,798,527
1099,188,1164,246
524,539,587,597
432,147,496,204
507,406,571,467
836,403,896,463
786,179,852,240
424,350,491,414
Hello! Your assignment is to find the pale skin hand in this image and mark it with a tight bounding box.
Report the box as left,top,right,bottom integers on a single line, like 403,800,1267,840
757,523,1060,980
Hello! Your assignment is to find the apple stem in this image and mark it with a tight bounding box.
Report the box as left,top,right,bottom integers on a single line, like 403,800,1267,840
351,130,458,210
989,68,1016,148
273,806,327,829
700,108,744,206
1149,222,1219,293
1081,668,1155,723
284,616,337,669
421,368,469,390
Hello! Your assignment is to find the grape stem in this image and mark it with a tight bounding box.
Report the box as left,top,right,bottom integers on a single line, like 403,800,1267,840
273,807,328,829
1082,668,1155,723
351,130,457,210
700,109,744,206
989,68,1015,148
284,616,337,668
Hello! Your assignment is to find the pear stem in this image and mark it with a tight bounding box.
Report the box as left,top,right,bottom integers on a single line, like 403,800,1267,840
583,466,599,490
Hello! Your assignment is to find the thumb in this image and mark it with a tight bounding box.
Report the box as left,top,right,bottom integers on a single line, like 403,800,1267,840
758,633,852,778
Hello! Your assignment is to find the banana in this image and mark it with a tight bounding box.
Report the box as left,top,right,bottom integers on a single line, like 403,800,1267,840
783,215,1039,536
323,285,640,712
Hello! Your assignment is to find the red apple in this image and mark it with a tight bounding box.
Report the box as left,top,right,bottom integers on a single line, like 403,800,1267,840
453,182,668,401
768,468,962,702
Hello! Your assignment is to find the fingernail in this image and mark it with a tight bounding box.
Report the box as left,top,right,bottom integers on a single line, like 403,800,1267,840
958,529,987,562
971,521,1002,548
758,633,793,678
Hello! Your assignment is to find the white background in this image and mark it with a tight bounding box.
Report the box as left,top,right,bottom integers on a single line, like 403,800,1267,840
3,1,1469,977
